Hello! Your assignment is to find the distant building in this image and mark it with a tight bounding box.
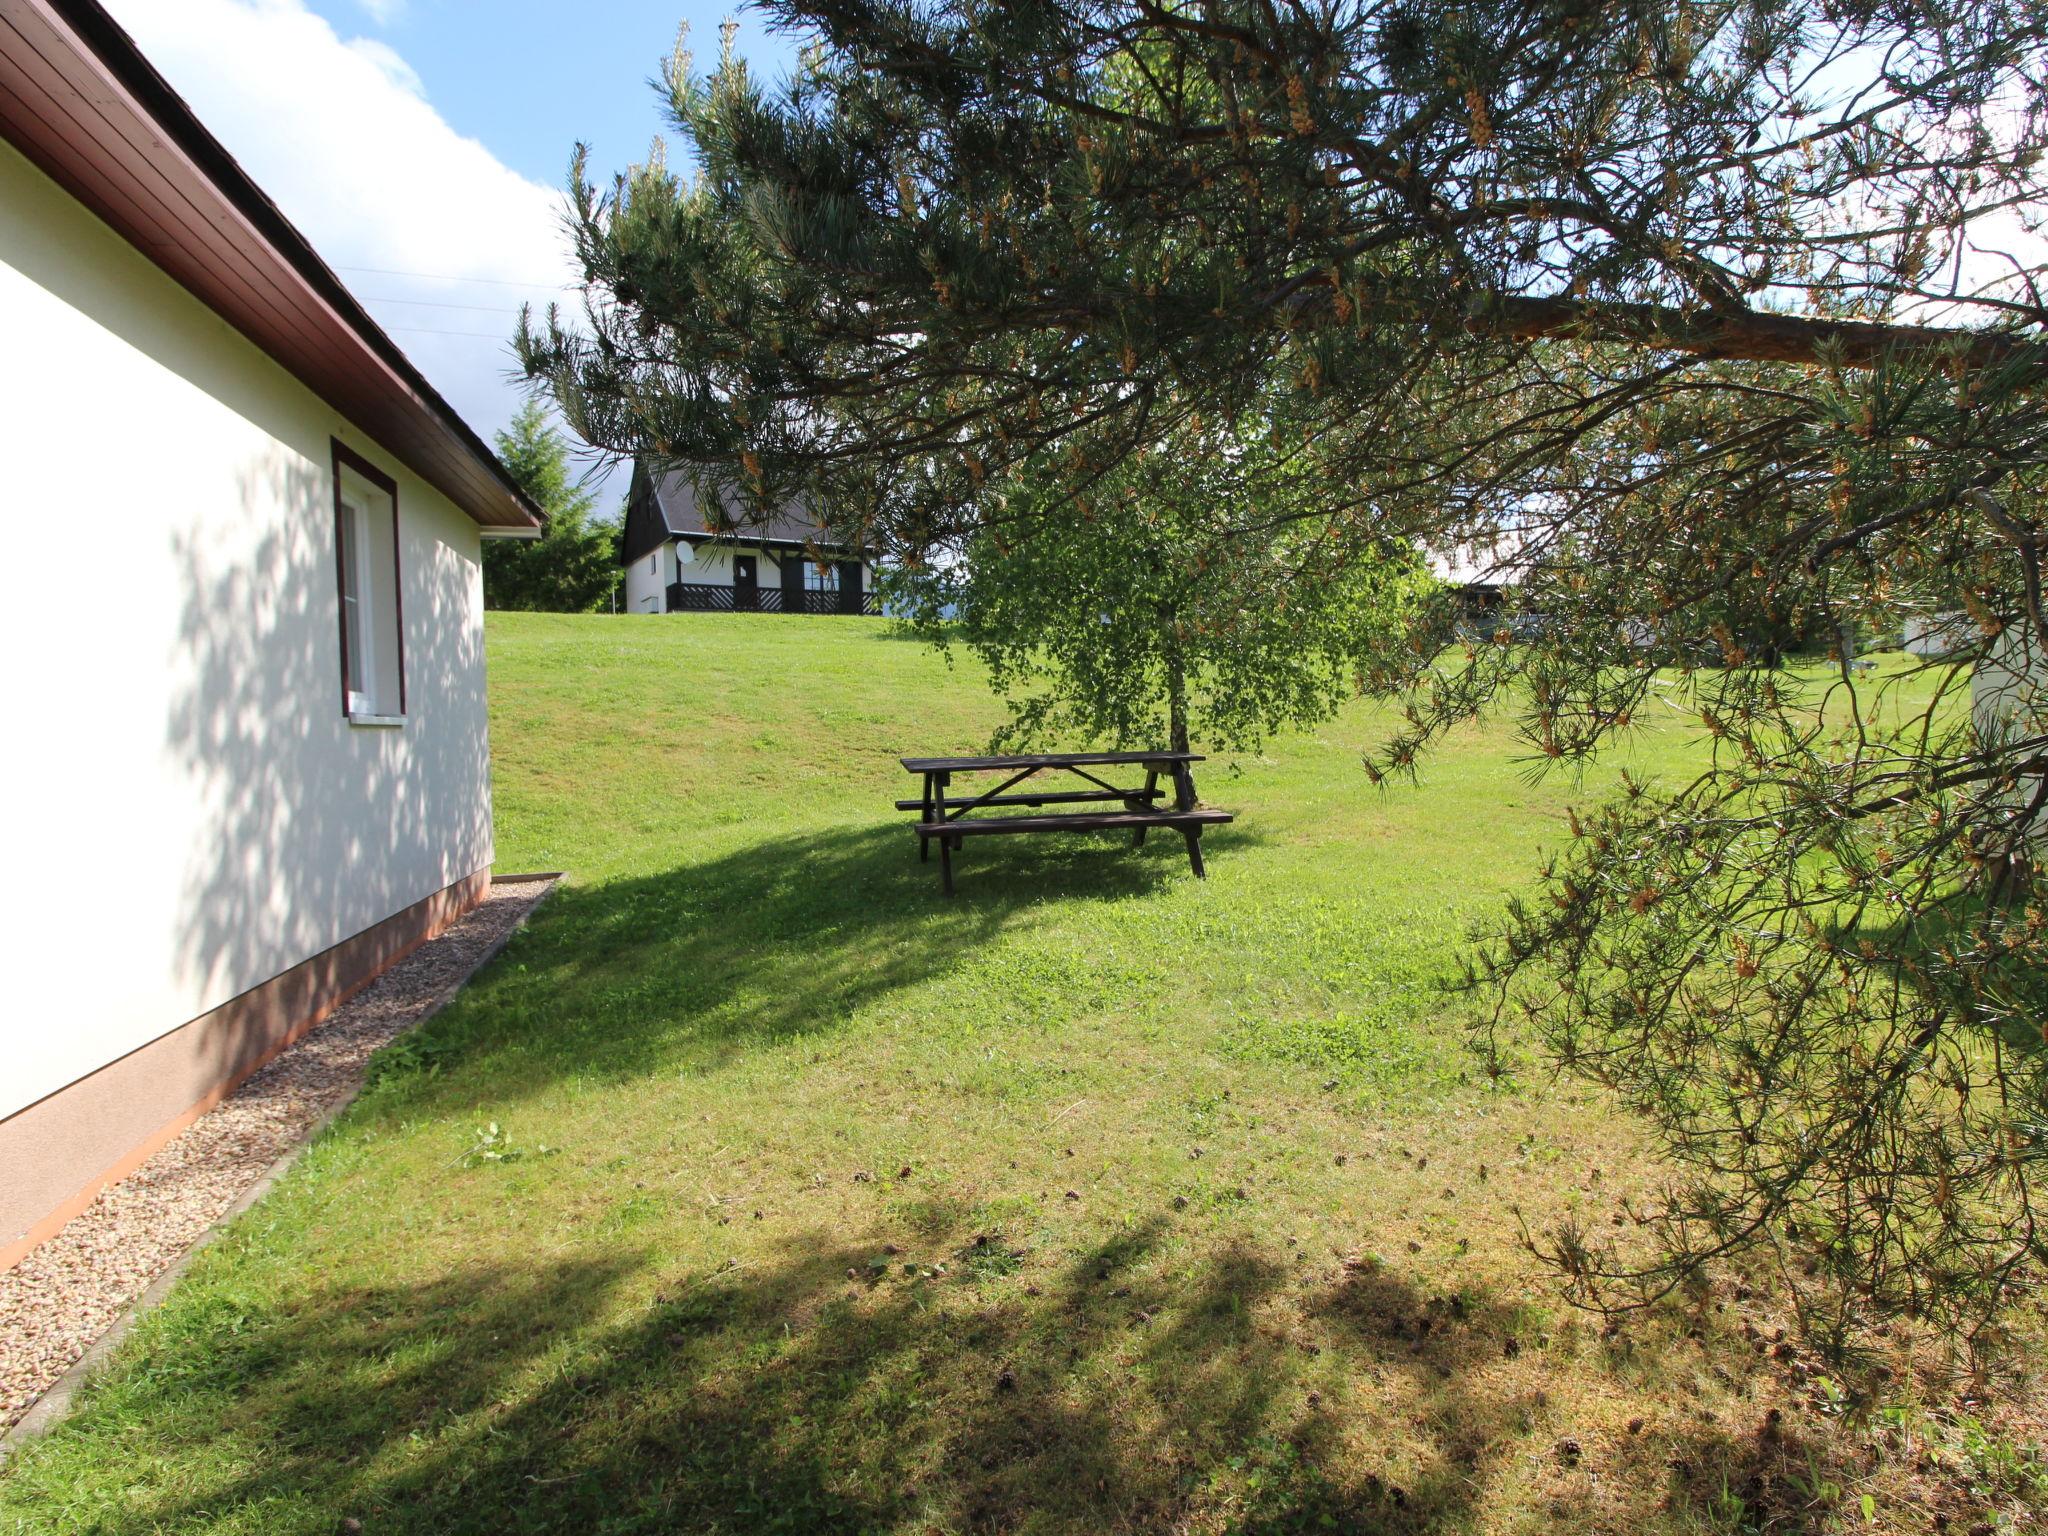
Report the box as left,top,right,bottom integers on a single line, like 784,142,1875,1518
1424,534,1532,631
1903,612,1973,659
1974,627,2047,860
621,461,881,616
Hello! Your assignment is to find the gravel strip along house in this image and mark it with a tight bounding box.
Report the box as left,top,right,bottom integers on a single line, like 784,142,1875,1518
0,879,555,1436
0,0,543,1275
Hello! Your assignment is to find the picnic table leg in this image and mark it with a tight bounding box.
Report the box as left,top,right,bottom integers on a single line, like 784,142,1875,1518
939,830,955,895
1171,761,1197,812
930,770,963,860
1132,768,1158,846
1181,826,1207,879
919,772,934,861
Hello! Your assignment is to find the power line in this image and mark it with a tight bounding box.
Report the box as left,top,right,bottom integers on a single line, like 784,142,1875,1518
362,294,523,315
381,324,518,340
335,263,576,289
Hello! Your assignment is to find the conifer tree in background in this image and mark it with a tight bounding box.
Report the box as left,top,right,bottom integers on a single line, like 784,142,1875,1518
522,2,2048,1352
484,401,619,612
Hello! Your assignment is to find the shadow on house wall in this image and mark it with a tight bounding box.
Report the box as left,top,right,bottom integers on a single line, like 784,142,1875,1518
0,140,499,1248
9,127,489,1052
162,448,490,1087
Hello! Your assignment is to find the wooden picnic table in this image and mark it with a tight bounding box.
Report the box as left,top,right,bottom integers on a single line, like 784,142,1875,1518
897,750,1233,895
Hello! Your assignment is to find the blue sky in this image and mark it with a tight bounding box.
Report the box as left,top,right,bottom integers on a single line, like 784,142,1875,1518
300,0,801,191
100,0,810,512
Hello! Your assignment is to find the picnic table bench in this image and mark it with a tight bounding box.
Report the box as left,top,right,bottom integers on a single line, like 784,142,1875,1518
898,750,1233,894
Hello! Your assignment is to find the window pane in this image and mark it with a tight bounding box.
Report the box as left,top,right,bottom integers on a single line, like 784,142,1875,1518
337,499,363,695
334,459,402,718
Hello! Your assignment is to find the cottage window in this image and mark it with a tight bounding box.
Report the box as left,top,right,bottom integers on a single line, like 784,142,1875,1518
332,444,405,723
805,560,840,592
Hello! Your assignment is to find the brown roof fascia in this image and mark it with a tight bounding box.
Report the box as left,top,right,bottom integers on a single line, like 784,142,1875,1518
0,0,544,533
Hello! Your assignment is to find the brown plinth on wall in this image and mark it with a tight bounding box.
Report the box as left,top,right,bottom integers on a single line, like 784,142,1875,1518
0,870,490,1273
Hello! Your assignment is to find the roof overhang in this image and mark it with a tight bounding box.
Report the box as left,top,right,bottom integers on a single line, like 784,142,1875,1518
0,0,543,534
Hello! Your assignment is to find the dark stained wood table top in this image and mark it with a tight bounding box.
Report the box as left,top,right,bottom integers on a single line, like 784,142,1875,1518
900,750,1203,773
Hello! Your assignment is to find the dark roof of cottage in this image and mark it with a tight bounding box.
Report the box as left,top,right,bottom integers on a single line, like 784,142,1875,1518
640,463,869,554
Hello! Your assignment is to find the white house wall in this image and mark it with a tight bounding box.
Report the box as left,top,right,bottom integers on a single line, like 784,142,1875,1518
627,536,881,612
685,542,736,582
0,138,494,1123
680,542,878,589
1904,612,1972,659
624,541,668,613
1974,624,2046,851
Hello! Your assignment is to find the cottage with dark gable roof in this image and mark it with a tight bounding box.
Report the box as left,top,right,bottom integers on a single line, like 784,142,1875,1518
621,460,882,617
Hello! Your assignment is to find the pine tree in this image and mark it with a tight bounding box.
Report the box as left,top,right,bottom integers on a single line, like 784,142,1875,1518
521,2,2048,1349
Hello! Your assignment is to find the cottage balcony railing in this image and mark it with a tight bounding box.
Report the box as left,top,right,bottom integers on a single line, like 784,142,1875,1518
666,581,881,617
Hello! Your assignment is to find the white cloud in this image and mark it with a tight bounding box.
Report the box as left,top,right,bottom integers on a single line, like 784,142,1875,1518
357,0,405,27
100,0,621,507
346,36,425,99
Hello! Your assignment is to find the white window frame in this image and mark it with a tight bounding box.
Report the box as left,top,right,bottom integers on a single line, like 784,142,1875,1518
332,444,405,725
338,493,378,714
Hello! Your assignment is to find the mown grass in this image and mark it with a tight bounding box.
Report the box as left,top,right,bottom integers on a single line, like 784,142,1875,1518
1,614,2041,1535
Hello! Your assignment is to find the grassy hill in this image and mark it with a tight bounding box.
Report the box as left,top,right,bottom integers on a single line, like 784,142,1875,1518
3,613,2037,1535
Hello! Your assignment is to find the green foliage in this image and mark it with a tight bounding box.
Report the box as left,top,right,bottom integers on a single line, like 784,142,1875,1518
888,403,1429,753
483,401,618,612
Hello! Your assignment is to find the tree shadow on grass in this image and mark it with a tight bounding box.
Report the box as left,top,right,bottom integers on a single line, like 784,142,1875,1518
393,818,1264,1104
9,1214,1853,1536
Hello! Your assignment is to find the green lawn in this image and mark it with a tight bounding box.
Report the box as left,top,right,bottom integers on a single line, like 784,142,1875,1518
1,614,2037,1534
